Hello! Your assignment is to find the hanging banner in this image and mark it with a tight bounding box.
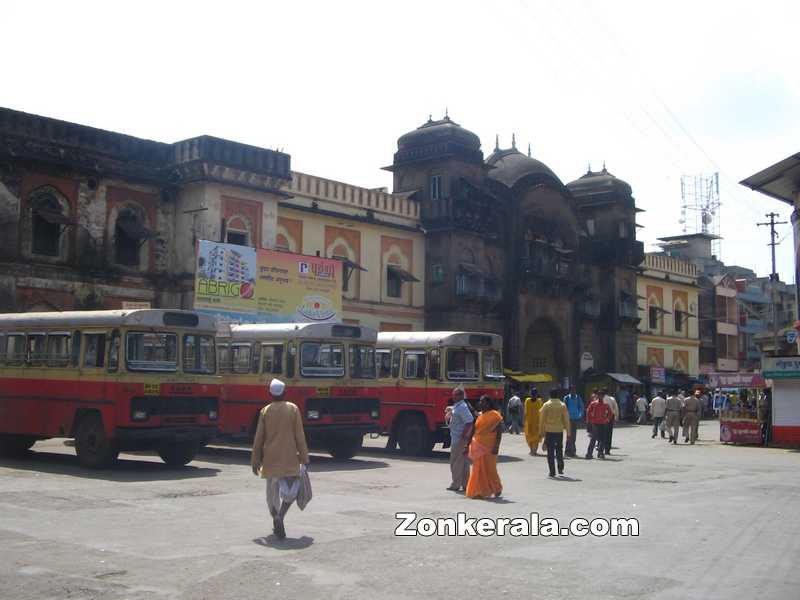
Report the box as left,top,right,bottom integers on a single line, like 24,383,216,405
193,240,342,325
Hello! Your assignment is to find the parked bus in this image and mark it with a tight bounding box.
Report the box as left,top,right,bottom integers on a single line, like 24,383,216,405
376,331,504,455
218,322,380,459
0,310,222,467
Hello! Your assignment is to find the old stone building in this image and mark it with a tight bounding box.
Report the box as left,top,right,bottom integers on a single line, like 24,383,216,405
0,107,424,331
386,115,643,384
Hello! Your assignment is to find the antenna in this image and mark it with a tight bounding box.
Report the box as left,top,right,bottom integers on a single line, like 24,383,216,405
680,173,721,258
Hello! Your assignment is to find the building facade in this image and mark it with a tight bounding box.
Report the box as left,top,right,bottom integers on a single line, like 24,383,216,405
385,115,643,384
0,107,424,331
637,253,700,388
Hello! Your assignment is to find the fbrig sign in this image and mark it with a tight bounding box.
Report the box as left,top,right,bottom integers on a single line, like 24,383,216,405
193,240,342,325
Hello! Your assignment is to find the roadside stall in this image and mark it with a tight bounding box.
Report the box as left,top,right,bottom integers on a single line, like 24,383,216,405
762,357,800,447
581,372,643,420
706,372,766,445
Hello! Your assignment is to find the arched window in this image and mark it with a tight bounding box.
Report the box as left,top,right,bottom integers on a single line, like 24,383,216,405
275,233,290,252
113,205,153,268
30,189,70,257
224,215,252,247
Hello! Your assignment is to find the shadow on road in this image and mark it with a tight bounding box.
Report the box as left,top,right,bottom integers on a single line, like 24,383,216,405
253,535,314,550
0,450,220,482
359,446,524,464
199,445,389,472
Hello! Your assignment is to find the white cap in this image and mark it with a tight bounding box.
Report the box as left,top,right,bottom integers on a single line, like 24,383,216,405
269,378,286,397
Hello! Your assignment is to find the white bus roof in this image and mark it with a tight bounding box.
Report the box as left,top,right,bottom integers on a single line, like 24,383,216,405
0,309,216,331
227,322,378,343
377,331,503,349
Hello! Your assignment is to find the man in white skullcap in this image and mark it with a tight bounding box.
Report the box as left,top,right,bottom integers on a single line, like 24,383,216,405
251,378,309,539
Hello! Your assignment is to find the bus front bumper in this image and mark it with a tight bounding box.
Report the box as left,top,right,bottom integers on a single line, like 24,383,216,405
304,423,379,436
114,426,219,447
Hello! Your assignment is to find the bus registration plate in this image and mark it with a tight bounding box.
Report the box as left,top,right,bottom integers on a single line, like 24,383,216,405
144,383,160,396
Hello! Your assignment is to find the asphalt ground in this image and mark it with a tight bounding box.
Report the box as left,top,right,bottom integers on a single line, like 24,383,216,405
1,420,798,600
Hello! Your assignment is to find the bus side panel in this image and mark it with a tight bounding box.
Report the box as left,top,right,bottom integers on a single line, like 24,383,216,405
221,378,267,437
378,381,438,434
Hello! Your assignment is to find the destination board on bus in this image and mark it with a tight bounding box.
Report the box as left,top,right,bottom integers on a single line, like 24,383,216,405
193,240,342,325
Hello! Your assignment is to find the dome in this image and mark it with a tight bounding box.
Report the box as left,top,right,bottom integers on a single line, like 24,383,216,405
392,115,483,167
486,146,563,189
566,165,632,197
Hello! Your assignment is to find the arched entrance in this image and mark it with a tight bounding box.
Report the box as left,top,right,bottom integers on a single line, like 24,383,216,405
522,318,564,385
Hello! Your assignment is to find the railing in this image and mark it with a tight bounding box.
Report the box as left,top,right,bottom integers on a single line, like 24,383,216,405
618,300,638,319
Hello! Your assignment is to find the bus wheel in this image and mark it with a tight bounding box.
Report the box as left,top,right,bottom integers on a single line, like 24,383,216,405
158,441,200,467
397,416,434,456
75,415,119,468
0,434,37,456
327,433,363,460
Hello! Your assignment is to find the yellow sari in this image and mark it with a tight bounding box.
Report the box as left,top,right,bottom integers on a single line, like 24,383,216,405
524,397,544,450
466,409,503,499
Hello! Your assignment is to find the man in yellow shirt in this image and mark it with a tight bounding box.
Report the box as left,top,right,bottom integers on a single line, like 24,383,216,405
539,388,571,478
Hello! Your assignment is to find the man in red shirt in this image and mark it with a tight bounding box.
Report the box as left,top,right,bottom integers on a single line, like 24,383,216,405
585,390,613,460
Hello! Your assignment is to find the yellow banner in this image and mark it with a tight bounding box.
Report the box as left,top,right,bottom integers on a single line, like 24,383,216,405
194,240,342,324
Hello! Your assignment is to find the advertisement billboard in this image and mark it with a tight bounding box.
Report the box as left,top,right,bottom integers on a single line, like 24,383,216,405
193,240,342,325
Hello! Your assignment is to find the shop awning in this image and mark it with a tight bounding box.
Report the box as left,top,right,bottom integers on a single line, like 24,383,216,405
503,369,554,383
607,372,642,385
387,264,419,282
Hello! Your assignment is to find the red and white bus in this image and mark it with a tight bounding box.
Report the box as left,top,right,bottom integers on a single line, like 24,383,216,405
376,331,504,455
218,322,380,459
0,310,222,467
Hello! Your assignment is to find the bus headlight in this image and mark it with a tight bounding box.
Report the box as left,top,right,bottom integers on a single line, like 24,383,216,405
370,409,379,419
208,410,218,421
307,409,320,420
132,409,148,421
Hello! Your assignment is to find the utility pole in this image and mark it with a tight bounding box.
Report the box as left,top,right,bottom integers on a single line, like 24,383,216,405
758,212,788,356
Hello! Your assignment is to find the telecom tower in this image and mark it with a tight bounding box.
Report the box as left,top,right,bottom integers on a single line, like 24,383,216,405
680,173,721,258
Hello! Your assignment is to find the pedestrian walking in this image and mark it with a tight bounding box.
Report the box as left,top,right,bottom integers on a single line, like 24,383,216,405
507,389,523,435
683,390,702,444
562,385,584,457
540,388,571,477
465,395,503,499
524,387,544,456
251,378,310,540
635,394,649,424
603,389,619,455
665,390,683,444
649,392,667,438
585,391,613,459
446,387,474,492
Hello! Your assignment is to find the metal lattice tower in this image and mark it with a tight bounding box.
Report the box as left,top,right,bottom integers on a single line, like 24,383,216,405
680,173,721,258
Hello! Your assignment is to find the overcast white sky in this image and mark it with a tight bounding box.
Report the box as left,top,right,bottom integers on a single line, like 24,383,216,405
4,0,799,281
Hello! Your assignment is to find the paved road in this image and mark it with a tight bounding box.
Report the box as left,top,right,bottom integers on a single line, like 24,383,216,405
1,420,798,600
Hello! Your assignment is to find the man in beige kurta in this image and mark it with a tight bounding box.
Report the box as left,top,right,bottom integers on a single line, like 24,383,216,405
251,378,309,539
683,390,701,444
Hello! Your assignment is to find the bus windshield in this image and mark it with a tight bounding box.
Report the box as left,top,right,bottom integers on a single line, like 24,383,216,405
447,348,479,381
349,344,376,379
126,332,178,372
183,334,216,374
483,349,503,379
300,342,345,377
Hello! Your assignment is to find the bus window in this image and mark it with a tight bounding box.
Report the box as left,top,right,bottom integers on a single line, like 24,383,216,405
217,344,230,373
262,344,284,375
84,334,106,368
447,349,479,381
70,331,82,367
6,334,25,365
0,334,6,364
391,349,401,378
350,344,376,379
376,349,392,378
183,334,216,374
27,333,47,366
126,332,178,372
429,349,441,381
300,342,344,377
108,330,120,372
483,349,503,380
251,343,261,374
231,343,252,374
46,332,71,368
403,351,426,379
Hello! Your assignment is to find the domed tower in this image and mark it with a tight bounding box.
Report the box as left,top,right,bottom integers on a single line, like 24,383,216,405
386,115,507,335
566,165,644,378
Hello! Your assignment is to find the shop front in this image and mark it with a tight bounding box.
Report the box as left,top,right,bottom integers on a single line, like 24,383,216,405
762,357,800,447
706,372,767,445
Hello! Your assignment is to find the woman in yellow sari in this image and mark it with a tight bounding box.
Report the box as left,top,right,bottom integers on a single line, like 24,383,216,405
466,396,503,499
524,387,544,455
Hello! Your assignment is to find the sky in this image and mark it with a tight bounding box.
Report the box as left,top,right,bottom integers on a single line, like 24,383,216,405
4,0,799,281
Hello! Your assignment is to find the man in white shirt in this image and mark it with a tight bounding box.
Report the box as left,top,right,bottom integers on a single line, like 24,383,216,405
506,390,523,435
603,389,619,455
649,392,667,438
635,394,649,424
